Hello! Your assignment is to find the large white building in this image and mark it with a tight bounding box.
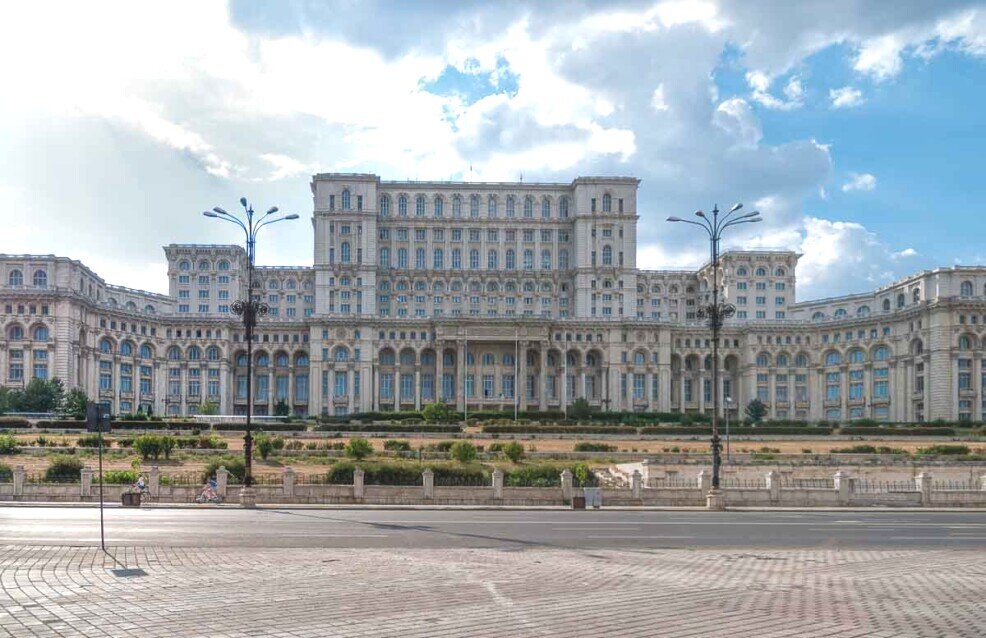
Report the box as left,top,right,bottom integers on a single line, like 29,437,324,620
1,173,985,422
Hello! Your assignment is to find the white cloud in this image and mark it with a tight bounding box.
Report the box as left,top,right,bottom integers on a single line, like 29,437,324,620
746,71,805,110
841,172,877,192
829,86,865,108
712,98,762,147
892,247,918,259
854,33,906,80
651,83,670,111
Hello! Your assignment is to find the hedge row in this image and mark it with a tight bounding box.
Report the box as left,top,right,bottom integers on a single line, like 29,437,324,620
306,461,488,486
316,423,462,433
0,417,31,428
839,426,956,436
483,425,637,435
212,422,310,432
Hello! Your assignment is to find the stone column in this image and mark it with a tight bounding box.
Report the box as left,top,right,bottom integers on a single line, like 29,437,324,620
640,459,654,486
538,345,548,411
436,344,445,402
834,470,849,505
560,469,573,501
422,468,434,499
698,470,711,492
698,370,706,415
149,466,160,497
353,467,365,500
216,466,228,497
283,466,295,498
645,371,654,411
13,465,25,497
979,474,986,492
81,468,93,498
373,366,380,412
492,468,503,500
457,341,466,412
579,371,586,400
518,341,528,412
631,470,642,499
766,470,780,502
414,368,421,410
916,472,932,507
219,361,229,414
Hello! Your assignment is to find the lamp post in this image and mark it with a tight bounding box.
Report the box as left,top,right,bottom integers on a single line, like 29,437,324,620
203,199,298,507
725,395,732,462
668,204,761,509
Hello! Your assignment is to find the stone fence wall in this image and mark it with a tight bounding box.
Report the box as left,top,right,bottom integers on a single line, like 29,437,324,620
1,465,985,507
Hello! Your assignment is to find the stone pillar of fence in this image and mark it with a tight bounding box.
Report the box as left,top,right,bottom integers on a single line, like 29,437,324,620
981,474,986,492
81,468,93,498
353,467,365,500
149,466,160,497
916,472,932,506
833,471,849,505
13,466,25,497
492,469,504,500
631,470,642,499
216,466,229,497
560,469,573,501
640,460,654,486
422,469,434,500
283,467,295,498
766,470,780,503
698,470,711,492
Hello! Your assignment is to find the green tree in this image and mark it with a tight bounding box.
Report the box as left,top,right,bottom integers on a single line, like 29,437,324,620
9,378,65,413
344,437,373,460
273,399,290,417
61,388,88,420
449,441,478,463
198,399,220,416
569,398,593,421
0,387,15,414
502,441,525,463
745,398,768,423
421,402,457,423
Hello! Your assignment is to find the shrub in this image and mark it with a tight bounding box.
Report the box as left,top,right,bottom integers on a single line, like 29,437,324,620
839,426,955,436
97,469,137,485
745,398,768,423
0,434,19,454
34,420,86,430
383,439,412,453
344,437,373,460
505,463,596,488
284,440,305,451
0,462,11,482
483,425,635,435
573,442,617,452
568,398,593,420
76,434,104,448
202,457,246,483
917,444,970,456
315,423,461,433
212,422,309,432
133,435,176,460
421,402,459,423
0,417,30,428
832,444,878,454
45,455,84,482
254,434,285,460
502,441,525,463
449,441,478,463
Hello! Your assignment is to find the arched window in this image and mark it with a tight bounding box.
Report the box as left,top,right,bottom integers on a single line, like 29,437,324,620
503,353,514,366
834,308,847,318
882,298,891,312
433,196,443,217
433,248,444,269
469,249,480,269
100,338,113,354
586,353,597,367
506,196,515,218
187,346,201,361
482,353,495,366
776,354,788,367
559,249,569,270
873,346,890,361
119,341,133,356
8,269,23,286
295,353,310,366
505,249,516,270
634,351,645,365
541,197,550,219
602,245,613,266
541,249,551,270
334,346,350,362
167,346,181,361
602,193,611,212
380,195,391,216
33,270,47,287
341,242,351,264
849,349,865,364
736,267,747,277
487,249,498,270
958,335,972,350
253,353,268,367
795,353,809,367
140,344,152,359
179,260,190,272
559,197,569,218
379,350,395,365
897,293,905,308
144,305,155,314
775,267,785,276
755,267,767,277
400,350,415,366
523,197,533,218
856,306,870,317
960,281,973,297
207,346,220,361
415,247,425,269
398,195,408,216
341,189,352,210
452,195,462,218
273,352,288,367
825,351,841,366
397,248,408,268
912,288,920,303
237,353,248,366
523,249,534,270
218,260,230,271
379,247,390,268
488,196,497,218
415,195,425,216
198,260,210,271
469,194,480,218
756,353,769,367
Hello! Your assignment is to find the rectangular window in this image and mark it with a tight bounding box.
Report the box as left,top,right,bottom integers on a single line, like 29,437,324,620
334,371,348,397
381,373,394,400
482,374,494,398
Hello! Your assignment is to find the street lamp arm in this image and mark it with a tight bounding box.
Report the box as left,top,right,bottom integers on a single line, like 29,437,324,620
255,215,299,234
721,217,762,232
668,218,714,237
207,211,250,239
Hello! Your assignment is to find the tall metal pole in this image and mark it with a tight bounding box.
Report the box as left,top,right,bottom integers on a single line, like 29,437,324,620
97,416,105,551
514,326,519,421
710,219,721,490
244,226,254,489
463,338,468,421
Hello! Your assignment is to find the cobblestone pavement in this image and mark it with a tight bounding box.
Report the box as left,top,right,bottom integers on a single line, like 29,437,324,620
2,545,984,637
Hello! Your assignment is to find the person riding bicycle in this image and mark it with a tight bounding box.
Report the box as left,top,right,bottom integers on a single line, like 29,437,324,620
132,475,148,494
198,478,220,502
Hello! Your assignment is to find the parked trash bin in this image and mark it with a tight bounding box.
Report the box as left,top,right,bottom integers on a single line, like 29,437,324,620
583,487,602,509
121,492,141,507
571,495,586,510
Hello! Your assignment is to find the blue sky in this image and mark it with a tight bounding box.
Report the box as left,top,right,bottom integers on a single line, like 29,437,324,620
0,0,984,299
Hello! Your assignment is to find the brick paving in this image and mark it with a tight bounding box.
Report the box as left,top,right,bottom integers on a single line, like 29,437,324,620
1,545,984,637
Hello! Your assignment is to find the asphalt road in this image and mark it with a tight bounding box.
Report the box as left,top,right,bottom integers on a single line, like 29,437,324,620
3,506,985,549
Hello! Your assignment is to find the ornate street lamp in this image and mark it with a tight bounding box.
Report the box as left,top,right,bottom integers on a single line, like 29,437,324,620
204,198,298,506
668,204,761,509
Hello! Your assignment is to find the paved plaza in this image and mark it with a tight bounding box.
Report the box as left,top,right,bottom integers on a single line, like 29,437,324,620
2,543,985,637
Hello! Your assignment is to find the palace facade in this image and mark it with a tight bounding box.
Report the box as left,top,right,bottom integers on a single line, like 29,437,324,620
2,173,985,422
